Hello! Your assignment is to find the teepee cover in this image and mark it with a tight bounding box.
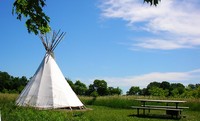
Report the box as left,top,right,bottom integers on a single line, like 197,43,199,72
16,31,84,109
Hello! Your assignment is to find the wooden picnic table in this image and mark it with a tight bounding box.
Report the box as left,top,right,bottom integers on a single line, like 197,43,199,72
135,99,186,108
132,99,189,118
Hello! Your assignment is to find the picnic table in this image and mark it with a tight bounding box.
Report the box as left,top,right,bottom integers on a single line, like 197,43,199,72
131,99,189,118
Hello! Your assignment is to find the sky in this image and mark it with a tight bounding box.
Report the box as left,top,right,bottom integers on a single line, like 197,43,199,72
1,0,200,93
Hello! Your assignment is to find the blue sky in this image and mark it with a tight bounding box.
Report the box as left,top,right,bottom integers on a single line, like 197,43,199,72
1,0,200,93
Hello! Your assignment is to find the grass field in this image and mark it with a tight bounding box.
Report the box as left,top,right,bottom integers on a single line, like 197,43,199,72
0,93,200,121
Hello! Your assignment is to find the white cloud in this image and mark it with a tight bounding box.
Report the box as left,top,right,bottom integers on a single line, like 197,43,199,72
99,0,200,50
132,38,194,50
100,69,200,89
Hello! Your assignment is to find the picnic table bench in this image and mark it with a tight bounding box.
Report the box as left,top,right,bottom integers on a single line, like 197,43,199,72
131,99,189,118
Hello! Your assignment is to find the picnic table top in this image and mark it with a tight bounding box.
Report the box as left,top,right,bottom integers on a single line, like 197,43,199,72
135,99,186,103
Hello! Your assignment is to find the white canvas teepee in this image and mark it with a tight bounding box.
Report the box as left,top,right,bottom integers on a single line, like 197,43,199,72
16,31,84,109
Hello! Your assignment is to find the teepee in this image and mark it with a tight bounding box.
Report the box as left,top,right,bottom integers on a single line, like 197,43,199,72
16,30,84,109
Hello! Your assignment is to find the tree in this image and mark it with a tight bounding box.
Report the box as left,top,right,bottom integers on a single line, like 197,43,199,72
127,86,141,95
0,71,11,92
169,83,185,96
74,80,88,95
195,86,200,98
86,79,108,96
144,0,161,6
93,79,108,96
187,84,196,90
148,87,169,97
195,84,200,88
146,81,161,95
0,71,28,93
90,90,99,97
87,84,96,96
160,81,170,90
147,81,161,89
12,0,50,35
140,88,148,96
108,87,122,95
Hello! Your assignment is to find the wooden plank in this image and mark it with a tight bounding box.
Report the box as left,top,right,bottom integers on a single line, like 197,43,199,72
135,99,186,103
141,105,189,109
131,106,146,109
131,106,182,111
131,106,183,118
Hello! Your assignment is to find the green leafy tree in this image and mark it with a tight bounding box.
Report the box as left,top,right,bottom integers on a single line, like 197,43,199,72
127,86,141,95
170,88,180,97
196,84,200,88
87,84,96,96
146,81,161,95
74,80,88,95
0,71,28,93
108,87,122,95
140,88,148,96
188,84,196,90
90,91,99,97
148,86,169,97
195,86,200,98
86,79,108,96
93,79,108,96
14,76,28,92
169,83,185,96
160,81,170,90
184,86,200,98
0,71,11,92
12,0,50,35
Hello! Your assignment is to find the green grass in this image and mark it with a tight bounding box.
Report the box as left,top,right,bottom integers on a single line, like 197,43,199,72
83,105,200,121
80,95,200,111
1,93,200,121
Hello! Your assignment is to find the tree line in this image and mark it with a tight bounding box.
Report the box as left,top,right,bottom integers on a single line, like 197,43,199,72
0,71,199,98
66,78,122,97
0,71,28,93
0,71,122,96
127,81,200,98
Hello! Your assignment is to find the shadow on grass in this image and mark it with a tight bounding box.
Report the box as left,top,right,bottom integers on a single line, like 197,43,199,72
128,114,182,120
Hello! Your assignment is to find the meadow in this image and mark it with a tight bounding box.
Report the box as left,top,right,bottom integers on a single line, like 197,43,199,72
0,93,200,121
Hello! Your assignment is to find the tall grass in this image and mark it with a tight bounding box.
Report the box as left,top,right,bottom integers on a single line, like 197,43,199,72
80,96,139,109
80,95,200,111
